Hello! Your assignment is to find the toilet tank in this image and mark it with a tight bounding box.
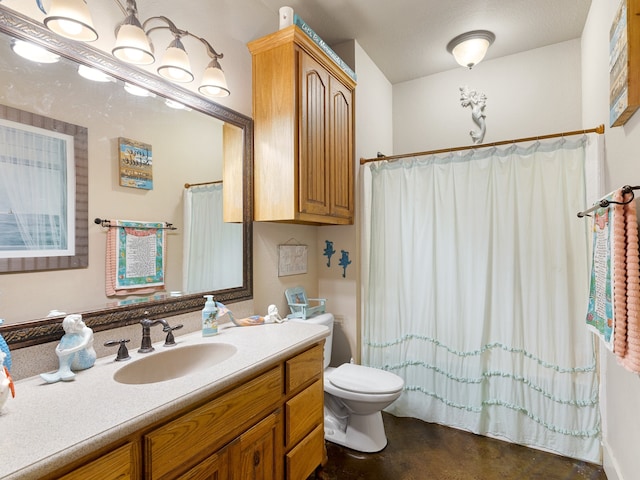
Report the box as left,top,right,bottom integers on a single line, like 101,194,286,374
290,313,334,369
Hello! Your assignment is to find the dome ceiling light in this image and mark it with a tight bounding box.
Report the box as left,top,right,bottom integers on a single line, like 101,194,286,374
446,30,496,69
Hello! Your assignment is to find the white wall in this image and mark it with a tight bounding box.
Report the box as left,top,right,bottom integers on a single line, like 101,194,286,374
317,40,393,365
393,40,582,152
582,2,640,479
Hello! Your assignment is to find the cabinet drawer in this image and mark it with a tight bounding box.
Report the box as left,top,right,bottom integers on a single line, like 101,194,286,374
285,424,325,480
286,379,323,447
145,367,282,480
58,442,139,480
286,343,323,393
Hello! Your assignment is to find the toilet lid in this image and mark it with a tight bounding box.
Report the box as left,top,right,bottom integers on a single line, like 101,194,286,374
328,363,404,394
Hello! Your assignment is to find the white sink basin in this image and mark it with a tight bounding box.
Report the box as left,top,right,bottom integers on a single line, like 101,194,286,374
113,343,237,385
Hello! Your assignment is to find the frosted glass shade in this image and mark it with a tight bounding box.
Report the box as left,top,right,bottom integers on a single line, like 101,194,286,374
44,0,98,42
446,30,495,69
157,38,194,83
112,18,154,65
198,61,230,98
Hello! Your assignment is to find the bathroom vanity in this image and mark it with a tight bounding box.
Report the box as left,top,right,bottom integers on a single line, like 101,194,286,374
0,322,328,480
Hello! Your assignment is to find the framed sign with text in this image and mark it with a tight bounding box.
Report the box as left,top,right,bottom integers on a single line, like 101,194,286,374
610,0,640,127
118,137,153,190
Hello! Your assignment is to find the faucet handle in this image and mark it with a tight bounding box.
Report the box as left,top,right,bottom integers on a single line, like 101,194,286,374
104,339,131,361
163,324,183,347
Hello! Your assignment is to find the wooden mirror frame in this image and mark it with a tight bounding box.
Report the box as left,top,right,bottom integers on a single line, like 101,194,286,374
0,7,253,349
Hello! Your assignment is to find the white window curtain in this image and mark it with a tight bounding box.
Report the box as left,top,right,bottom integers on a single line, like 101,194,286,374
0,120,71,252
183,184,243,293
362,135,602,463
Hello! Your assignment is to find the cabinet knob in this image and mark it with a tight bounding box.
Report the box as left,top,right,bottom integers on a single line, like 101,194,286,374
253,451,260,467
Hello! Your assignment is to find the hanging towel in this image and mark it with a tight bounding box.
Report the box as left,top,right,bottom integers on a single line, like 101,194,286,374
105,220,166,297
585,192,616,350
611,188,640,373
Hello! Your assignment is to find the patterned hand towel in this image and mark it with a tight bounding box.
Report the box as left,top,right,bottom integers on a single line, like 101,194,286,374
105,220,166,297
586,196,615,350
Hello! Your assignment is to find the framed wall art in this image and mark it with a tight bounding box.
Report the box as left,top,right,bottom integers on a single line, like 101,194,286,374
610,0,640,127
118,137,153,190
278,244,308,277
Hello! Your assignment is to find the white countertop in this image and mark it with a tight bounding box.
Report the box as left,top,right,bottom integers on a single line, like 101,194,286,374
0,321,329,479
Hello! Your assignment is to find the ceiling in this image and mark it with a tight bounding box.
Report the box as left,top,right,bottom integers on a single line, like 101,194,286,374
257,0,592,84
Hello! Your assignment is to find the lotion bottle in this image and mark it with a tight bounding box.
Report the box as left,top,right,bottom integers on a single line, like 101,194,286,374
202,295,219,336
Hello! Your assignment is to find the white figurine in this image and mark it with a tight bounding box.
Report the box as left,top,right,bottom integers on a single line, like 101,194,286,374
459,86,487,144
0,351,15,411
265,304,285,323
40,314,96,383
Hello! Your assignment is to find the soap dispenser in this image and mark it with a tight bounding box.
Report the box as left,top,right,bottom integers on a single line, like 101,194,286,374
202,295,219,337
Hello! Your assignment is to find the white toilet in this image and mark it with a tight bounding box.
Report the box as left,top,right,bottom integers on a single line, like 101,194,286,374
292,313,404,453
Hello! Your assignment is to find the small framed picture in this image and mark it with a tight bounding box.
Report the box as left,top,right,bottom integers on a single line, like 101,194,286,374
278,244,308,276
118,137,153,190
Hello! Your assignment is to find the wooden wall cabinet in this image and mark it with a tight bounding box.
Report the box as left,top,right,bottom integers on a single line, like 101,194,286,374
248,25,356,225
48,343,325,480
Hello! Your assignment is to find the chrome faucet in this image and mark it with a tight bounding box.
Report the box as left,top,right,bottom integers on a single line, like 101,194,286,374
138,318,184,353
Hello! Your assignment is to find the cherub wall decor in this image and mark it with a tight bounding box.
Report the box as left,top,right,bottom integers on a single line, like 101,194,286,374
459,86,487,144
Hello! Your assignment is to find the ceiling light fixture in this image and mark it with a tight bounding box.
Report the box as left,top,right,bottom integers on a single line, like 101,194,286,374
446,30,495,69
38,0,230,97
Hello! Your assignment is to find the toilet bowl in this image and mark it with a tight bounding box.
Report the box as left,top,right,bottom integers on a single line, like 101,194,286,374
291,313,404,453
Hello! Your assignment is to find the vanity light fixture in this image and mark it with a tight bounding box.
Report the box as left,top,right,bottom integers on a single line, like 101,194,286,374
43,0,99,42
199,56,230,98
156,35,194,83
10,39,61,63
446,30,495,69
37,0,230,97
112,1,154,65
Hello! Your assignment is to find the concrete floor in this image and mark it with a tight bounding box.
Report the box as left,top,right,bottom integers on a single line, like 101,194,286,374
312,413,607,480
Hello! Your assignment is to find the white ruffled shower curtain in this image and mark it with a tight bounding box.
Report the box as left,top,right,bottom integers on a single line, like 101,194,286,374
183,183,243,293
362,135,603,463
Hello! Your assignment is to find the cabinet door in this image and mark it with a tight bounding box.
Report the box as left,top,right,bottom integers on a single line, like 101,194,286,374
329,78,354,220
177,447,229,480
299,52,330,217
229,411,282,480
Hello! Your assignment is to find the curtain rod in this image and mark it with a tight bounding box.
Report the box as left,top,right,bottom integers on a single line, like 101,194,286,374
360,124,605,165
184,180,222,189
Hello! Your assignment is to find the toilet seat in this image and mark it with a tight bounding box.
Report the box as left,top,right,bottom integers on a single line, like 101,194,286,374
328,363,404,394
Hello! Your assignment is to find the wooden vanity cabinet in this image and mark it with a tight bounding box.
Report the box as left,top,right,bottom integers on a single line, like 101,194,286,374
51,342,325,480
145,367,283,480
248,25,356,225
284,344,326,480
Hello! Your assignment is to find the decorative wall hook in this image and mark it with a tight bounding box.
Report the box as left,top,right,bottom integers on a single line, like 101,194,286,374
459,86,487,144
338,250,351,278
323,240,336,267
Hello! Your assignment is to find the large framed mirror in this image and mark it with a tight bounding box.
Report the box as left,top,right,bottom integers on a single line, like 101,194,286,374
0,7,253,349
